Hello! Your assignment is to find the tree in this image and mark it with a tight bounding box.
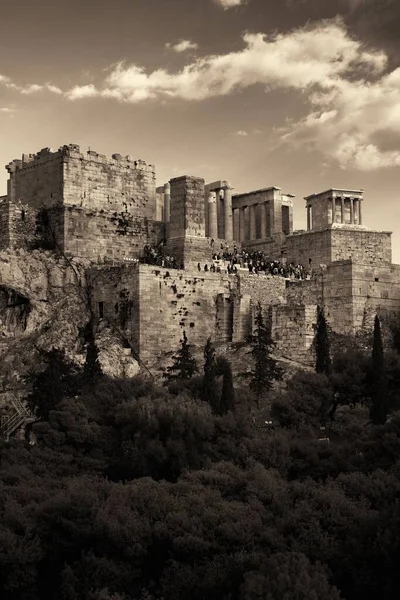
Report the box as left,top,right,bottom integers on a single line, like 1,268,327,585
26,349,77,420
201,338,219,410
369,315,388,425
83,325,103,381
163,331,199,383
215,356,235,415
315,306,331,375
248,303,282,405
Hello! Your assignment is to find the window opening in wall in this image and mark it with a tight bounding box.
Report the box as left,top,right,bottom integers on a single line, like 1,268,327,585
21,209,25,221
98,302,104,318
375,277,379,282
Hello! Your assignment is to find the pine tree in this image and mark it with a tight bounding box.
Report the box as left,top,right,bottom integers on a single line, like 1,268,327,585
315,305,331,375
163,330,199,382
202,338,219,409
369,314,388,424
249,303,282,405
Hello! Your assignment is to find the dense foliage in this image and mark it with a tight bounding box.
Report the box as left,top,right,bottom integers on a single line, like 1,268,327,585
2,324,400,600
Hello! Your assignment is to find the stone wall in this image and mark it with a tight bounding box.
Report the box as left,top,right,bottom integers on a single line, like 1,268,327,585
330,228,391,265
136,266,233,368
10,148,64,210
238,273,287,307
166,176,209,265
351,262,400,330
273,305,317,365
63,207,164,261
285,228,392,269
62,146,156,219
284,229,331,267
0,197,10,250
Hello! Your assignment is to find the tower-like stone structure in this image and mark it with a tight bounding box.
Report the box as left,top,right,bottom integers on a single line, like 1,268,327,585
285,188,391,267
165,175,214,266
305,188,364,230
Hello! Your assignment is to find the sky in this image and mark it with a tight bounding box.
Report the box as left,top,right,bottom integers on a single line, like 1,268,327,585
1,0,400,259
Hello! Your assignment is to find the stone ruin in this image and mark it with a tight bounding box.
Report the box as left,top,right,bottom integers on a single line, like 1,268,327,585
0,143,399,376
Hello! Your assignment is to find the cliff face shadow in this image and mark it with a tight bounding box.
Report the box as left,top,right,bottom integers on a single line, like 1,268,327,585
0,286,31,337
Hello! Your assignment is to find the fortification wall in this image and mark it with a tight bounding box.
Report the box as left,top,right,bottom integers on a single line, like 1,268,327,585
273,305,317,365
330,229,391,265
63,207,164,261
351,262,400,330
137,266,233,367
0,197,10,250
285,229,331,267
10,148,64,210
62,147,156,219
238,273,287,307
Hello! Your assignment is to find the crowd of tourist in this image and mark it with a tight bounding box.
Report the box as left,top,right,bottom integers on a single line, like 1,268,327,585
207,244,308,279
142,243,308,280
143,244,182,269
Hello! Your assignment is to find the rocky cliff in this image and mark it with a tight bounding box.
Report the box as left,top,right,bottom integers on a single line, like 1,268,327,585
0,249,139,403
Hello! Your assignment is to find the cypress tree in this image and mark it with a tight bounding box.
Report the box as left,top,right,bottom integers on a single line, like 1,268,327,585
249,302,282,405
315,305,331,375
202,337,219,409
163,330,199,382
369,314,388,424
83,326,103,380
215,356,235,415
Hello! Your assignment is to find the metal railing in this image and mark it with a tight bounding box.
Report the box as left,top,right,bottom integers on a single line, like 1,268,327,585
0,395,35,440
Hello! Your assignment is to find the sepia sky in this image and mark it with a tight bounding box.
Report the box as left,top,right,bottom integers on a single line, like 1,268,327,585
2,0,400,259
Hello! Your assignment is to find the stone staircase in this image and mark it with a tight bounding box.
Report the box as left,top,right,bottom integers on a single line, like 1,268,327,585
0,395,35,440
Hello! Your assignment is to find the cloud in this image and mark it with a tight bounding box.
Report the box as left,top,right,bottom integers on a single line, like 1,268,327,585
66,20,386,103
2,18,400,170
235,130,248,136
166,40,198,53
214,0,247,9
0,74,62,96
0,107,14,112
66,84,99,100
279,60,400,170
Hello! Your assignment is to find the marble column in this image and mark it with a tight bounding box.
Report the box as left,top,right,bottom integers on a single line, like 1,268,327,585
249,204,257,240
164,182,170,223
307,204,311,231
358,199,362,225
350,197,354,224
340,197,344,224
331,197,335,224
233,208,240,242
239,206,246,243
223,185,234,242
260,202,267,239
208,191,218,240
